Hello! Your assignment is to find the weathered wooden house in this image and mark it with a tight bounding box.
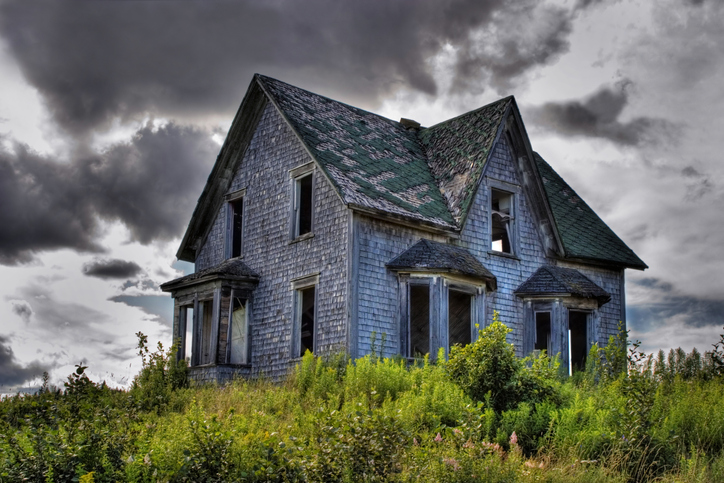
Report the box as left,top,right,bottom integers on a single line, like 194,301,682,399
161,74,647,383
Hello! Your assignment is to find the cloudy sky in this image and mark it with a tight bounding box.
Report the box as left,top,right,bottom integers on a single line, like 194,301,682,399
1,0,723,392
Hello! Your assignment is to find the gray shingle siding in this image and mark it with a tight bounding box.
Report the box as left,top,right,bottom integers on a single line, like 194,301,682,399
459,137,549,352
355,215,448,358
194,102,349,379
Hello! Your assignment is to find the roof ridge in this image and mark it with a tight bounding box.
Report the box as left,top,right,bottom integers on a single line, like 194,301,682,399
255,74,403,129
421,95,513,132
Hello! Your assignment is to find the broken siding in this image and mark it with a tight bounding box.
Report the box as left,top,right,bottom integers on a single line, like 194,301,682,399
459,137,549,353
195,102,349,379
355,214,448,358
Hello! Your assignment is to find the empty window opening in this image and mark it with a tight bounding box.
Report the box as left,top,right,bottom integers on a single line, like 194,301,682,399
491,189,513,253
535,311,551,353
197,301,214,365
409,285,430,357
230,198,243,258
229,297,248,364
298,286,316,357
448,289,472,348
183,306,193,363
294,173,313,237
569,311,588,373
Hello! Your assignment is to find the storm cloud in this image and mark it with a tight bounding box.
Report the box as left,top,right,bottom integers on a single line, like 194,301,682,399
528,80,677,146
83,259,143,280
0,123,217,265
0,0,578,136
0,335,49,387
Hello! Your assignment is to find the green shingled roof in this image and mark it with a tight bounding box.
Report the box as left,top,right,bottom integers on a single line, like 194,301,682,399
258,75,456,228
251,75,645,270
534,153,647,269
419,97,511,224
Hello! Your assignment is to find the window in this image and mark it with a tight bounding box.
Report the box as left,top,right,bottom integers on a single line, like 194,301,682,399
228,296,249,364
225,188,245,259
448,289,472,348
228,198,243,258
296,286,316,357
197,300,214,365
535,311,551,353
293,172,313,238
408,284,430,357
491,188,514,254
568,311,589,373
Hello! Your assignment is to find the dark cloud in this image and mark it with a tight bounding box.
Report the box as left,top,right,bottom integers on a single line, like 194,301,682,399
527,80,678,146
681,166,714,201
629,278,724,332
110,294,173,327
0,335,49,387
10,299,33,323
0,0,576,136
0,122,217,264
83,259,142,280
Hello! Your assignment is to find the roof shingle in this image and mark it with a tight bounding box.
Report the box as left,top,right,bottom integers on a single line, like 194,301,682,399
515,265,611,305
386,238,496,289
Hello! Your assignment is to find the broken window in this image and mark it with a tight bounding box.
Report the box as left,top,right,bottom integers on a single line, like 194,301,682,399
229,297,249,364
297,286,316,357
535,311,551,353
448,289,472,348
409,284,430,357
293,173,313,237
229,198,244,258
568,311,588,373
491,188,514,254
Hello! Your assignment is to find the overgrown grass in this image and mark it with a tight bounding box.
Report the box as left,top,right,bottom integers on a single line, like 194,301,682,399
2,319,724,482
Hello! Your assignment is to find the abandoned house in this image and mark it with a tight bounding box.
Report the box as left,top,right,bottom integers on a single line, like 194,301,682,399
160,74,647,383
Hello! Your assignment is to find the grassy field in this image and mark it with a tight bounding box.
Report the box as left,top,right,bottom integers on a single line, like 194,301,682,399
2,317,724,482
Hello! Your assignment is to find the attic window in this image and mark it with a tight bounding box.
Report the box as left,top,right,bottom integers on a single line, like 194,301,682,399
229,198,243,258
293,172,314,238
491,188,514,254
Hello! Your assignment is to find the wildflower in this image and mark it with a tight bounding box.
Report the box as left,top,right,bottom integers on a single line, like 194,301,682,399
434,432,443,442
510,431,518,446
463,439,475,449
443,457,461,471
453,428,463,436
413,437,419,446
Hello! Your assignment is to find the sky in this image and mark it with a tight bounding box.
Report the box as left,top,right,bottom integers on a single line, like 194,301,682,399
1,0,723,392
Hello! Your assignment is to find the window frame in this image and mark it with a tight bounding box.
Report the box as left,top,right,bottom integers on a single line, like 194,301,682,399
290,273,319,359
289,163,315,241
226,291,252,365
487,179,520,257
401,275,485,361
225,188,246,259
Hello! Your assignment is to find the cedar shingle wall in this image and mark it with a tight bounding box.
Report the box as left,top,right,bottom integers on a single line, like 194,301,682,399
194,102,349,379
356,216,448,358
459,136,549,352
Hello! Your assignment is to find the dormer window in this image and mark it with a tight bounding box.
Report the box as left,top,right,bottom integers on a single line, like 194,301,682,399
491,188,515,254
225,189,245,259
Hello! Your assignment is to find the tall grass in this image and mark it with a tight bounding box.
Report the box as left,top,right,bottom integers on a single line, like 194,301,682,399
2,322,724,482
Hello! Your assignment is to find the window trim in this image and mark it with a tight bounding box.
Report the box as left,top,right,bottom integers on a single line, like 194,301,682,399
289,163,315,241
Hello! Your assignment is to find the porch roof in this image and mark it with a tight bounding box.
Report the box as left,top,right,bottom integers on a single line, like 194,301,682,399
160,258,259,292
386,238,497,291
514,265,610,306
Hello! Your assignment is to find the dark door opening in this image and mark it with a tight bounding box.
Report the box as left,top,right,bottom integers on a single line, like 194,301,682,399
569,311,588,372
535,311,551,353
409,285,430,357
